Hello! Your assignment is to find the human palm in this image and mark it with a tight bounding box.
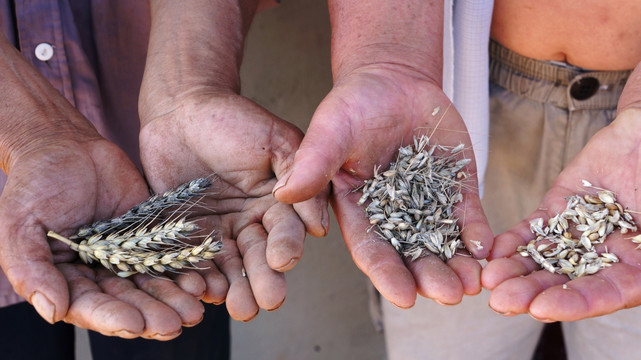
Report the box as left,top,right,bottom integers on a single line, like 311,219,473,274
483,109,641,321
274,65,493,308
0,137,203,339
139,92,327,321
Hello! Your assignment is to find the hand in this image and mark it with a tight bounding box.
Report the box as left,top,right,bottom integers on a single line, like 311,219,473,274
139,90,329,321
273,64,493,308
483,109,641,321
0,137,205,339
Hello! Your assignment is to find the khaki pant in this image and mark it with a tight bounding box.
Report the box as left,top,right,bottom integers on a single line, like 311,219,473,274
383,40,641,360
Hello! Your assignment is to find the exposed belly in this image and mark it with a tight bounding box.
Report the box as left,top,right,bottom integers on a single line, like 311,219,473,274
491,0,641,70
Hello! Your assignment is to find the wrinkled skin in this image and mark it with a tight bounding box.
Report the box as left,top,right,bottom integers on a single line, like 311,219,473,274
139,90,329,321
0,136,205,340
483,109,641,322
274,64,494,308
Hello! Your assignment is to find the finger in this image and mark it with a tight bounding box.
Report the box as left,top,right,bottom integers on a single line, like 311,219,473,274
406,255,464,305
273,97,353,204
96,272,186,339
270,124,332,237
528,235,641,321
237,223,287,311
132,272,205,328
457,192,493,259
293,189,331,237
482,252,541,290
331,177,417,308
196,261,229,305
58,264,144,338
263,202,306,272
528,264,641,321
0,215,68,323
488,269,567,316
172,270,206,299
488,187,575,260
447,255,482,295
213,238,259,321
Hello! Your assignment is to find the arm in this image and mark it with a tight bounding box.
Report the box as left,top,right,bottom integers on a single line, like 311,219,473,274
483,62,641,321
273,0,493,307
0,34,202,339
139,0,329,321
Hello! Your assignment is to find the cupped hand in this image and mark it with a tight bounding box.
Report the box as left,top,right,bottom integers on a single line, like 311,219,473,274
273,64,493,308
483,109,641,321
0,137,204,339
139,90,329,321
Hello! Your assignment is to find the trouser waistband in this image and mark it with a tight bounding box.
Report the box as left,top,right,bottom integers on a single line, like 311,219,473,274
489,39,631,110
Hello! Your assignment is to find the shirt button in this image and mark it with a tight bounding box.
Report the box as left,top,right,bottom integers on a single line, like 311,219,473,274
34,43,54,62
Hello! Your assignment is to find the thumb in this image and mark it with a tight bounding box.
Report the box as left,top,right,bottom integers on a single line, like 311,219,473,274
0,211,69,323
273,100,354,204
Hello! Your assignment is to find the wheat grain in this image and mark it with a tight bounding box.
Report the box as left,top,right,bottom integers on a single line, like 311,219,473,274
357,135,472,261
518,181,636,279
48,177,222,277
74,177,213,238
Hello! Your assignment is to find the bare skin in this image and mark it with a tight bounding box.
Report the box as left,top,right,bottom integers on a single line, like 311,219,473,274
274,0,493,308
0,0,302,336
0,33,205,339
139,0,329,321
492,0,641,70
483,3,641,320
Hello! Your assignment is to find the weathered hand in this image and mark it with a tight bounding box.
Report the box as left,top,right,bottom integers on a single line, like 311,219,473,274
483,109,641,321
0,137,205,340
273,65,493,308
139,91,328,321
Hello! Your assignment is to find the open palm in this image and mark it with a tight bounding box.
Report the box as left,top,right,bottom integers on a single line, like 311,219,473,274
0,137,205,340
139,91,328,321
483,109,641,321
274,65,493,308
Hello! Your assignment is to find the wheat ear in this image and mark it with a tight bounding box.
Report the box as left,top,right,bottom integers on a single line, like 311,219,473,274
48,177,223,277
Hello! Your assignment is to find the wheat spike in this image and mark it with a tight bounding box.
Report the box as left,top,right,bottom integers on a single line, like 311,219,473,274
48,177,223,277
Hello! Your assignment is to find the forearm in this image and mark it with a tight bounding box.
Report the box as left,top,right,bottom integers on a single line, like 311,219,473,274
0,34,99,174
328,0,443,83
140,0,259,124
617,61,641,112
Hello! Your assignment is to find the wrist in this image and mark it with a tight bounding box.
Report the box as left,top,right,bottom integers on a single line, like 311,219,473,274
0,107,101,175
617,61,641,113
140,0,259,123
0,36,100,174
331,44,442,87
329,0,443,84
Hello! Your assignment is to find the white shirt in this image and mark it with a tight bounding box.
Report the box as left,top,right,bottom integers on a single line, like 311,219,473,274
443,0,494,195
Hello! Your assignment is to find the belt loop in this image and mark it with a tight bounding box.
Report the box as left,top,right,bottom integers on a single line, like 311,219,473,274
490,39,632,110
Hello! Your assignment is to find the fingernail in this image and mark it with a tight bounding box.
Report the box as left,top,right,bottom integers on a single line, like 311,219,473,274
433,299,457,306
184,314,204,327
321,208,329,236
272,172,291,198
113,329,138,338
275,257,298,272
147,329,182,340
529,313,555,323
489,305,513,316
242,309,260,322
30,291,55,324
266,297,286,311
390,299,415,309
